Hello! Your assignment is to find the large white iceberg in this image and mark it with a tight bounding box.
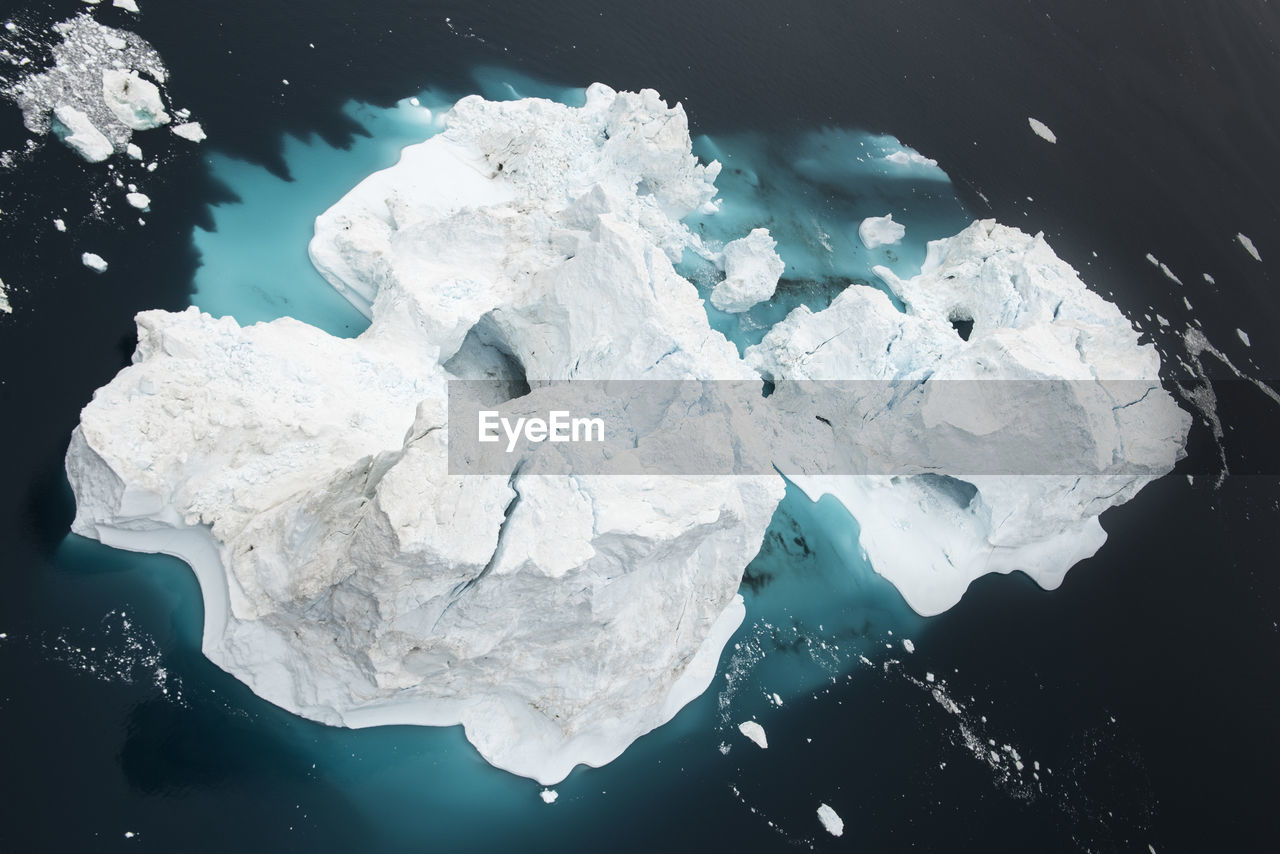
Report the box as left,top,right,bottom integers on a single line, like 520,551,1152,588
68,85,783,784
66,84,1187,783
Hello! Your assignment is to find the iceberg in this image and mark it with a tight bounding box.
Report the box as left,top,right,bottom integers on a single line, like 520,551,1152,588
857,213,906,249
737,720,768,749
710,228,784,313
0,276,12,314
746,221,1190,615
66,84,1187,784
817,803,844,836
102,70,169,130
81,252,108,272
51,104,113,163
68,85,783,785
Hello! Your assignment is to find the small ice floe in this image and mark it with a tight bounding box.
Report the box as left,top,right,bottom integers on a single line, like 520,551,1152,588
125,192,150,210
0,276,12,314
53,218,66,232
902,639,915,653
1237,328,1251,347
52,104,113,162
1028,117,1057,143
123,830,138,839
126,142,143,160
738,720,768,749
770,692,783,707
172,121,206,142
858,213,906,249
817,803,844,837
114,0,141,12
1203,272,1216,285
539,789,558,804
1237,232,1262,262
81,252,108,272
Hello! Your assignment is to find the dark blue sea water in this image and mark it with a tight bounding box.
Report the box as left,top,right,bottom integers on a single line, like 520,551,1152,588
2,1,1279,851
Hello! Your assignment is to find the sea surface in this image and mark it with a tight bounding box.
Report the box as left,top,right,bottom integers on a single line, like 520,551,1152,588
1,1,1279,851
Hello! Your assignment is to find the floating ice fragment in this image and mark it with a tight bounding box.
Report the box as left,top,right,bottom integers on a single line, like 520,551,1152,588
738,720,768,749
103,70,169,130
171,121,205,142
1237,328,1251,347
710,228,783,313
125,191,150,210
81,251,108,272
0,276,12,314
817,804,844,836
858,213,906,249
902,639,915,653
539,789,558,804
53,218,66,232
1028,117,1057,143
114,0,141,11
1237,232,1262,261
52,104,113,162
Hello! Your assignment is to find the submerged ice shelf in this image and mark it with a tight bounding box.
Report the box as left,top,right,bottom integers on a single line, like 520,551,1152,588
66,83,1188,783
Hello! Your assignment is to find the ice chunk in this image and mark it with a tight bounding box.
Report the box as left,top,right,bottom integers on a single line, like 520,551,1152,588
903,639,915,653
1028,117,1057,143
710,228,784,313
1237,232,1262,262
0,276,12,314
53,218,67,232
1237,328,1251,347
125,192,150,210
102,70,170,130
114,0,141,11
171,121,206,142
817,803,844,836
51,104,113,162
738,720,768,749
81,252,108,272
126,142,143,160
858,213,906,249
539,789,558,804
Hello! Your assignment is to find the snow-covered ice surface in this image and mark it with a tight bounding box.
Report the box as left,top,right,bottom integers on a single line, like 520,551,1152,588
710,228,784,313
80,251,107,272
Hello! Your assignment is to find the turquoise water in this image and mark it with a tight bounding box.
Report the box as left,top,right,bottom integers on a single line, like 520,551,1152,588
65,74,969,844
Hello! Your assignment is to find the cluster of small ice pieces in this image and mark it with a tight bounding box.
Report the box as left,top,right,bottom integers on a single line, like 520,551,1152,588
5,13,201,163
40,609,183,702
67,84,1188,783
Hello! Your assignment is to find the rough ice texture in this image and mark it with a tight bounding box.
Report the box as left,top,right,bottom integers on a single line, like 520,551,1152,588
747,220,1190,616
4,14,174,162
81,251,108,272
52,104,113,162
68,85,783,785
710,228,784,313
858,213,905,249
817,804,844,837
0,275,12,314
1028,117,1057,143
738,720,768,749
